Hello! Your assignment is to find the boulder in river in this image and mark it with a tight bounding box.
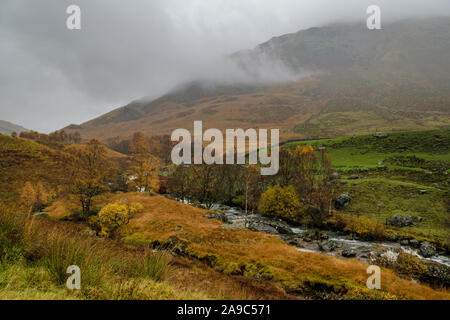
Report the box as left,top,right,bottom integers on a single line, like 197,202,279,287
286,237,304,247
390,214,414,227
341,248,357,258
419,242,437,258
204,211,228,223
247,222,278,234
302,230,328,242
334,193,351,210
409,239,420,248
348,174,359,180
319,240,338,252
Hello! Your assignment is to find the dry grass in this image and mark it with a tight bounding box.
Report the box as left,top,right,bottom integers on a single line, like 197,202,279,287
167,258,299,300
0,200,297,300
0,205,177,300
118,193,450,300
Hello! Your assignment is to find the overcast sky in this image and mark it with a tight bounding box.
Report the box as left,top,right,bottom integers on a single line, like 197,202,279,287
1,0,449,133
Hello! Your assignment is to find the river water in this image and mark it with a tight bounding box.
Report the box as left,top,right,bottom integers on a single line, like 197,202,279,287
208,204,450,268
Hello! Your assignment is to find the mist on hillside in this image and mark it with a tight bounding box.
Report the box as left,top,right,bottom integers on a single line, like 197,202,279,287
1,0,450,132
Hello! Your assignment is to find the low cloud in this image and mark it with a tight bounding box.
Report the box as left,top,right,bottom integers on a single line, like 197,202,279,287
0,0,449,132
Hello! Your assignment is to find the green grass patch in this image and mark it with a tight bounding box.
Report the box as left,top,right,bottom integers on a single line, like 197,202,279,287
338,178,449,240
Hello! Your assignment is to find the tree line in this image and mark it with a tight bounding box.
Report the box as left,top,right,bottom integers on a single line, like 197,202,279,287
18,130,82,144
167,145,337,226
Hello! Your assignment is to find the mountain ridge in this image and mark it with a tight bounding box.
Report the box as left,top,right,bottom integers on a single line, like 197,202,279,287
0,120,27,135
64,17,450,142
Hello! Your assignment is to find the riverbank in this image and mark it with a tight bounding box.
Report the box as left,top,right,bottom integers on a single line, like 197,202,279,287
204,203,450,287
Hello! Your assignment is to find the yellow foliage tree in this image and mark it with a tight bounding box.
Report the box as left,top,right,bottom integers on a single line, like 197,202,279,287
258,186,305,222
98,202,144,238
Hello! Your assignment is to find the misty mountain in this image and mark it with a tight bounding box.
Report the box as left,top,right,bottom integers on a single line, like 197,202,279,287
234,17,450,86
0,120,27,136
65,17,450,141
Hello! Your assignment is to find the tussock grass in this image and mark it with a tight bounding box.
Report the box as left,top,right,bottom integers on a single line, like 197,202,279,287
122,250,170,281
0,204,173,300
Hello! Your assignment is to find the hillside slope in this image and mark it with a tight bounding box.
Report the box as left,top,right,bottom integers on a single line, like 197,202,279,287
65,17,450,141
0,134,77,203
106,193,450,300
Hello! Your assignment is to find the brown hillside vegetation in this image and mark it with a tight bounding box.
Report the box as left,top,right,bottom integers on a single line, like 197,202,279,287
0,134,75,203
64,18,450,142
71,192,448,300
0,134,127,204
0,204,294,300
65,80,321,142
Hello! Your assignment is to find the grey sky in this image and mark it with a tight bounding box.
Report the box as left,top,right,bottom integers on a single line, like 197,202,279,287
1,0,449,133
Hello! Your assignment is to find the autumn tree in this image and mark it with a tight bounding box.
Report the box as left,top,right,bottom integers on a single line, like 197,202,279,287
127,132,160,192
149,135,173,165
20,182,37,216
168,165,191,201
258,185,305,222
71,139,109,218
20,182,52,215
313,148,336,223
277,147,298,187
97,201,144,238
189,164,219,208
243,164,263,214
215,165,243,206
292,145,336,226
35,182,51,211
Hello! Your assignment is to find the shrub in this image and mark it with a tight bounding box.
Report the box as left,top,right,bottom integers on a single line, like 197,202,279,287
258,186,305,222
395,252,429,278
330,213,388,241
98,202,143,238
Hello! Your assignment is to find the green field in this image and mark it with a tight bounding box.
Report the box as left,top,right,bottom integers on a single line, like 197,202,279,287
285,128,450,242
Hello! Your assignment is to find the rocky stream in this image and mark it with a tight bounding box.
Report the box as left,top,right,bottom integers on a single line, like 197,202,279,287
204,204,450,286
